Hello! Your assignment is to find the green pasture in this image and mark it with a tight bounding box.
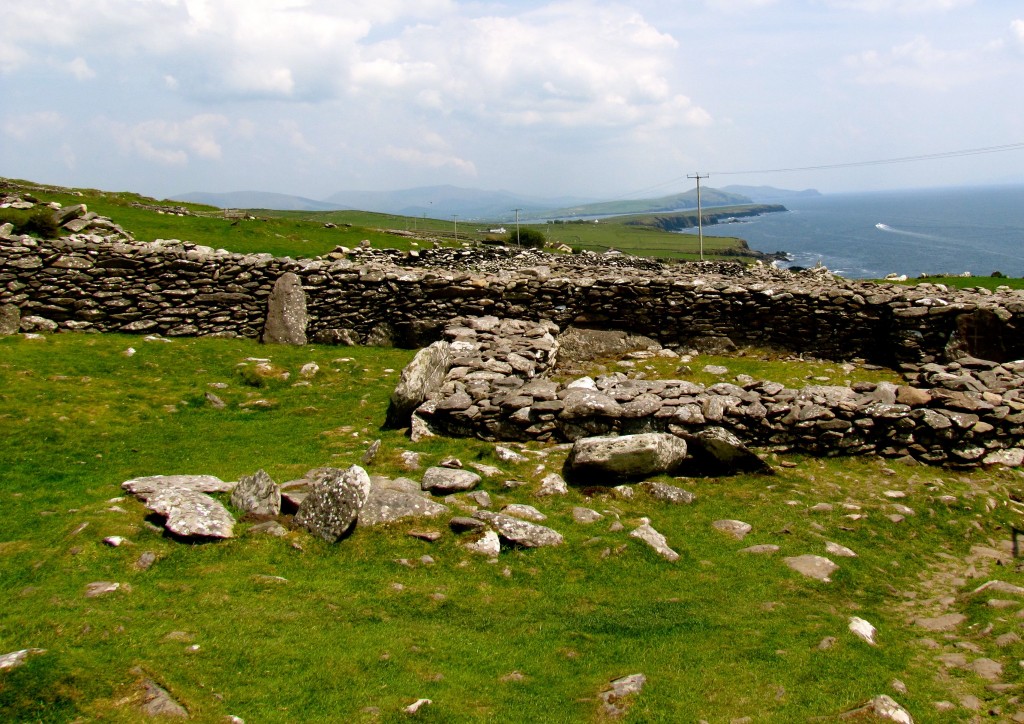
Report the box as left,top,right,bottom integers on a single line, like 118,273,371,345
1,333,1022,721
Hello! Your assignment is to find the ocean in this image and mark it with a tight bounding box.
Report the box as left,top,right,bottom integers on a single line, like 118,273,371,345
685,185,1024,279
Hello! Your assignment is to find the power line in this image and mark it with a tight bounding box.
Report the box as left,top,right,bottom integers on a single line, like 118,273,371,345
710,142,1024,176
606,141,1024,201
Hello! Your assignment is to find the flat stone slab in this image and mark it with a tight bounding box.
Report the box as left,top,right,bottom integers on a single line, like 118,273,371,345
122,474,235,501
146,488,235,539
914,613,966,632
502,504,547,522
712,519,752,540
473,511,564,548
784,554,838,582
637,481,695,505
357,488,449,527
739,544,780,555
825,541,858,558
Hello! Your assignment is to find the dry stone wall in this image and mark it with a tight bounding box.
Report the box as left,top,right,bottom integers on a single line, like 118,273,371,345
412,317,1024,468
3,233,1024,367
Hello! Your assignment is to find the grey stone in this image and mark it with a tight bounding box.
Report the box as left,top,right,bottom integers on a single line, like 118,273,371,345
565,433,688,482
914,613,966,632
386,341,452,428
0,304,20,335
295,465,371,542
449,516,487,532
146,488,236,539
357,488,448,527
473,511,564,548
463,529,501,556
536,472,568,497
20,315,57,332
784,554,838,582
122,474,235,501
572,507,603,523
825,541,858,558
138,676,189,718
638,481,696,505
629,523,679,562
598,673,647,719
687,426,774,475
0,648,46,671
421,466,480,494
501,504,547,522
713,519,752,540
230,469,281,516
262,272,307,345
248,520,288,537
85,581,123,598
740,544,780,555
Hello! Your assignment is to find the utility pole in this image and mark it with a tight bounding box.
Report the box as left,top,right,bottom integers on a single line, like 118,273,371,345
513,208,522,246
452,214,459,244
688,172,709,261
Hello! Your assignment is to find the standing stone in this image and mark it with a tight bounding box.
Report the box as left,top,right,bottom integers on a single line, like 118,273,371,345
0,304,20,336
295,466,372,542
262,272,307,345
385,341,452,428
230,469,281,516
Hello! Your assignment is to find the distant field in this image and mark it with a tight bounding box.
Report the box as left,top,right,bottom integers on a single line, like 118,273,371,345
1,178,768,263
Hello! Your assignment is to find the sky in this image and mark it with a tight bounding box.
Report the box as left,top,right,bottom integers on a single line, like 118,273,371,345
2,0,1024,202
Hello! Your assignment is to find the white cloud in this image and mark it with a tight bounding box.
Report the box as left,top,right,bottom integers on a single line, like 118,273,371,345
823,0,974,11
1013,19,1024,43
3,111,66,140
66,57,95,80
844,36,975,89
114,114,230,166
351,2,709,131
385,145,478,176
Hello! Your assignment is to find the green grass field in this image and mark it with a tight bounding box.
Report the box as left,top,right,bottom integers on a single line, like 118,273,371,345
2,333,1023,722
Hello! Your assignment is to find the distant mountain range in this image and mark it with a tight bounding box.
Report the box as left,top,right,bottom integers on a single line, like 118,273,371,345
171,184,819,221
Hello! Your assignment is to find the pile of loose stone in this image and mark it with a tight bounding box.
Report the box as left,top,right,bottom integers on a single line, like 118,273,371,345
1,194,135,242
397,316,1024,468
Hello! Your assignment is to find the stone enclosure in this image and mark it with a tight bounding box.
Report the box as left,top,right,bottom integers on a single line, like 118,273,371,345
3,196,1024,468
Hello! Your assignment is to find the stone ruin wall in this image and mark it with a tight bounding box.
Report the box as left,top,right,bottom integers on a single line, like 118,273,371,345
3,235,1024,368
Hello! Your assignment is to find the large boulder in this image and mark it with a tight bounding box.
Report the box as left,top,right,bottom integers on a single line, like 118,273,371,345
556,327,659,365
262,272,307,345
295,466,372,542
357,487,449,527
145,488,235,539
682,427,774,475
385,340,452,428
421,466,481,494
564,433,688,483
230,469,281,516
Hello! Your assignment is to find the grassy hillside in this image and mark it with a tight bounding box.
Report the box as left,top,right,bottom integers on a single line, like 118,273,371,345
1,178,769,263
2,334,1023,721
